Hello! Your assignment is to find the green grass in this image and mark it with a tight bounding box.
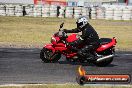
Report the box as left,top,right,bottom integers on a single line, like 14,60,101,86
0,16,132,51
0,84,132,88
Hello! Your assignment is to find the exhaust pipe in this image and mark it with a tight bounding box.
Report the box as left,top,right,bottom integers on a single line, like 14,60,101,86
96,54,114,62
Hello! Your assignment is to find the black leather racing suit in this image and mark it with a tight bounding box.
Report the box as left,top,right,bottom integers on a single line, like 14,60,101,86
64,23,100,61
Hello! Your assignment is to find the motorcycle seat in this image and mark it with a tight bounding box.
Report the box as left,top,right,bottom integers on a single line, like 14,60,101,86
99,38,112,45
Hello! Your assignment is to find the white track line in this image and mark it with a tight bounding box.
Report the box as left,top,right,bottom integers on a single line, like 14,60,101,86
116,54,132,56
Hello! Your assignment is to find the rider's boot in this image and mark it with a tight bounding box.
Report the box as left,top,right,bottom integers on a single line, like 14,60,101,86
85,53,97,62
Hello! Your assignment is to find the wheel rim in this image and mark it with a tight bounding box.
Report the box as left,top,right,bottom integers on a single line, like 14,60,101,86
44,50,53,60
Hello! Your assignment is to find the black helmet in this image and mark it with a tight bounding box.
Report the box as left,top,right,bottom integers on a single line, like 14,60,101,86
76,16,88,29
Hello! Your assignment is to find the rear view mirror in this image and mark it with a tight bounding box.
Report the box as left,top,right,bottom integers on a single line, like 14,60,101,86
60,22,64,29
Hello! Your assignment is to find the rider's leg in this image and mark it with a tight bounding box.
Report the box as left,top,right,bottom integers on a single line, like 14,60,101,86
77,45,97,61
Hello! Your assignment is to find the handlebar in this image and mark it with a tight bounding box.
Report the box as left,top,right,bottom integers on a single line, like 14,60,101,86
59,22,64,31
58,30,68,39
55,22,69,46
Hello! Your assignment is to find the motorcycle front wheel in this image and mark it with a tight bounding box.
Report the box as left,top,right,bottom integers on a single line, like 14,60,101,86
40,48,61,63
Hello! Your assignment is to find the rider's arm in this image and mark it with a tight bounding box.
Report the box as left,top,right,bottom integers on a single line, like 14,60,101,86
64,28,81,33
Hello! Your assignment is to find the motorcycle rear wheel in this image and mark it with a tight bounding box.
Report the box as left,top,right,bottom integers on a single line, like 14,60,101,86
40,48,61,63
94,47,114,67
93,57,113,67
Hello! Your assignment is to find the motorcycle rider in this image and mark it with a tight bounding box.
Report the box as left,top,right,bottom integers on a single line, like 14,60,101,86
63,16,100,61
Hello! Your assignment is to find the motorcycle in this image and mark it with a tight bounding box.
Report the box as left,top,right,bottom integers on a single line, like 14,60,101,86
40,22,117,67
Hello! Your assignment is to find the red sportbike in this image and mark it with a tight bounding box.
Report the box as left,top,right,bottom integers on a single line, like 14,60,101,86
40,22,117,67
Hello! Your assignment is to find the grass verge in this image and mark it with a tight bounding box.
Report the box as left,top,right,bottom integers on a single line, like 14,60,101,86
0,84,132,88
0,16,132,51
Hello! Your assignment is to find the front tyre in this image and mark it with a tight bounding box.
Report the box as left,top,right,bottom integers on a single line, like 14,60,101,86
40,48,61,63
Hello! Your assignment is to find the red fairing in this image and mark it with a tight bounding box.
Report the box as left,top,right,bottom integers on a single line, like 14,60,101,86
51,36,60,45
66,53,77,58
44,44,55,53
66,34,78,43
54,43,67,52
96,38,116,52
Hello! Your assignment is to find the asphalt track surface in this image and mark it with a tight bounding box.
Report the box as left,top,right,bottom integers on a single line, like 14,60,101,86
0,48,132,84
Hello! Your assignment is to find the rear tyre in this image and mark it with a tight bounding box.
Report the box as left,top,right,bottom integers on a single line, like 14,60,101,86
40,48,61,63
94,47,115,67
94,57,113,67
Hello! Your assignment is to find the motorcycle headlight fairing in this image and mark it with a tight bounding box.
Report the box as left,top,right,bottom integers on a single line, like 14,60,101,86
51,37,56,43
